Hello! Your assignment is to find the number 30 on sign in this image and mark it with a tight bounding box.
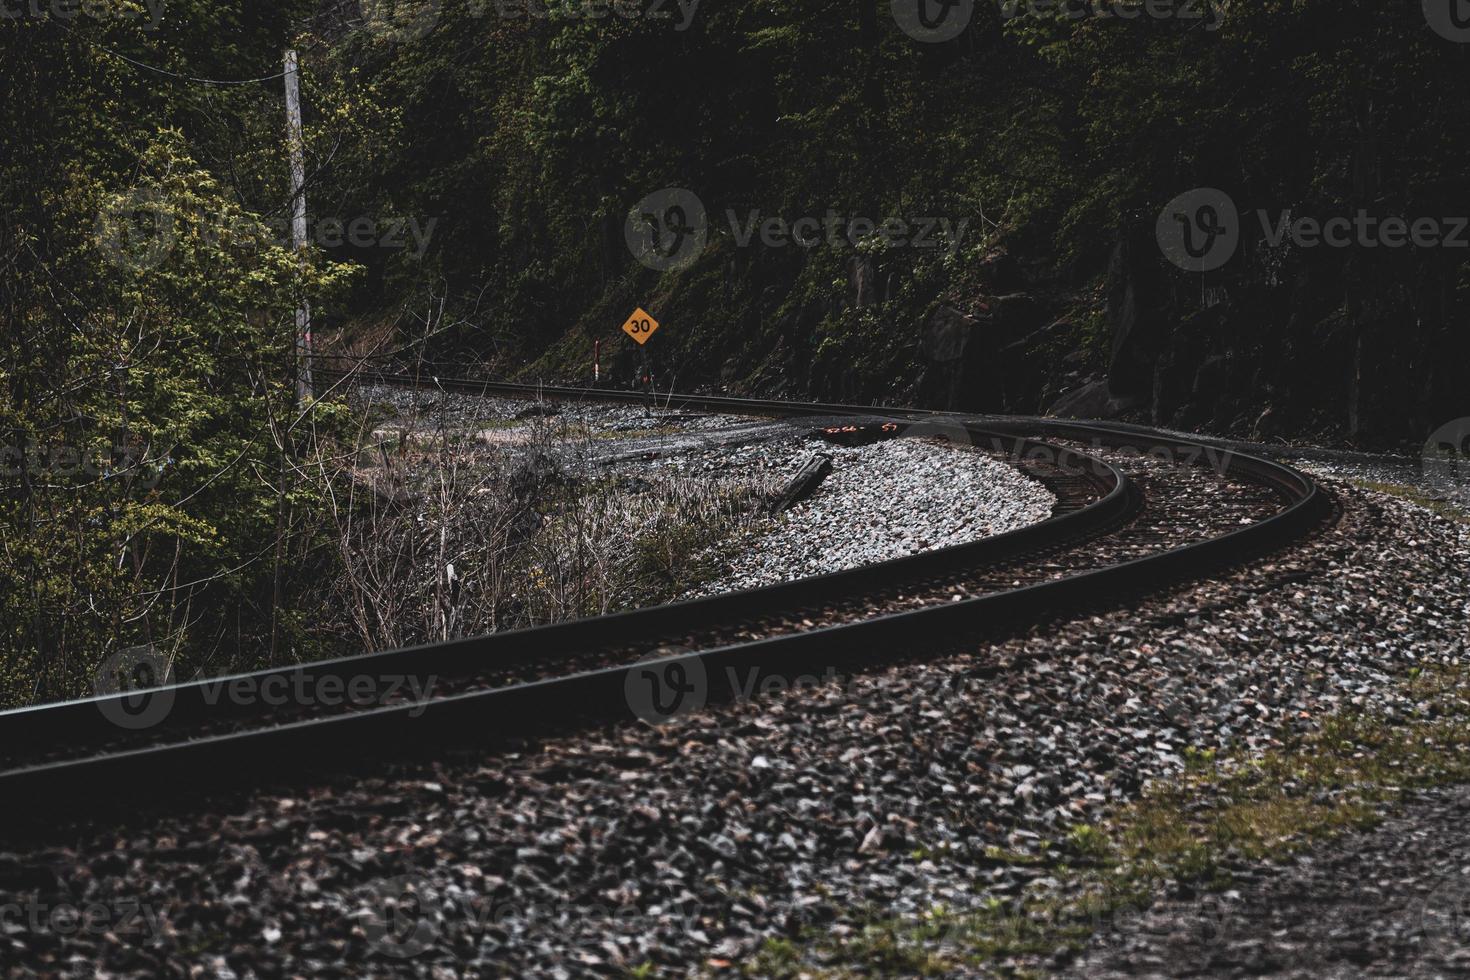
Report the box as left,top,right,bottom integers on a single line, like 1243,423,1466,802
622,308,659,345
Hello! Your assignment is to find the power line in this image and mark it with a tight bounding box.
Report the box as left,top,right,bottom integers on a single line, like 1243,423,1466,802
55,20,293,87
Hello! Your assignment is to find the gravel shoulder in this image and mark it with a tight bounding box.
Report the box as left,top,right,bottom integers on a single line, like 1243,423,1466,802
665,437,1057,598
358,383,1061,609
1066,784,1470,978
3,473,1467,978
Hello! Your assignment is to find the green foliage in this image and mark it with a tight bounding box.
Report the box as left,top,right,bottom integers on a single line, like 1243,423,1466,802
5,0,1470,700
1,13,358,702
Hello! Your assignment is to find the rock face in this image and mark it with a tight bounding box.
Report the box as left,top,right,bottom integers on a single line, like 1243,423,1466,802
631,216,1463,450
915,305,987,412
916,297,1056,413
918,304,974,365
1045,380,1136,420
1104,230,1155,404
1084,218,1470,447
998,318,1076,414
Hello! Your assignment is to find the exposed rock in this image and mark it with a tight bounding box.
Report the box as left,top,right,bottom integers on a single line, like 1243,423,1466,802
847,256,881,309
997,318,1078,414
1046,379,1137,420
976,249,1024,294
1104,226,1159,403
989,293,1047,342
918,305,977,364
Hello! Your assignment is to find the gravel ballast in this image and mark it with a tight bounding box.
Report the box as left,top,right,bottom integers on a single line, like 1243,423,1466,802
666,436,1057,598
5,469,1469,977
1067,784,1470,979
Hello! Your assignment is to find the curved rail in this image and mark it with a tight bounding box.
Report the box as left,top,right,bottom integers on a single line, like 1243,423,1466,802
0,425,1124,748
0,375,1330,832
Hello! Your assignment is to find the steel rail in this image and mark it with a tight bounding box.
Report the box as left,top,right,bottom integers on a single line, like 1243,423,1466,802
0,375,1328,832
0,426,1123,751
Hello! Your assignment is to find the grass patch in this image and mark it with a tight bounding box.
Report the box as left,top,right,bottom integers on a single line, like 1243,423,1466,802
753,666,1470,977
476,417,528,430
591,425,683,441
1354,480,1470,525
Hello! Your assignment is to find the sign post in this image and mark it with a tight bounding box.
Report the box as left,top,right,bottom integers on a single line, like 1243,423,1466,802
621,307,659,346
621,308,660,408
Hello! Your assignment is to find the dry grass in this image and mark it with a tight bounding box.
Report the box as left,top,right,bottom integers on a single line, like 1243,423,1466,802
314,395,777,651
750,666,1470,978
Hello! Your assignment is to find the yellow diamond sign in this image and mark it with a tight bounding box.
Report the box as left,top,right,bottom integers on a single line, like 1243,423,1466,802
622,308,659,345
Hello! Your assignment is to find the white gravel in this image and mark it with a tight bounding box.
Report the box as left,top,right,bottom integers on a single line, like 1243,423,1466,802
357,384,755,436
668,436,1056,597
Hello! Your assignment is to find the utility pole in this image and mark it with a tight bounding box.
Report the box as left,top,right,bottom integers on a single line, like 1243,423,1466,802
284,49,312,405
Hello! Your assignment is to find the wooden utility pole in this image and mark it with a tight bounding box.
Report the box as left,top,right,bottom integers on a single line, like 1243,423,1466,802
284,49,312,404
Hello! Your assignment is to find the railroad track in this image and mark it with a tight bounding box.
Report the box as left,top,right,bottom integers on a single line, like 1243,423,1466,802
0,370,1330,834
